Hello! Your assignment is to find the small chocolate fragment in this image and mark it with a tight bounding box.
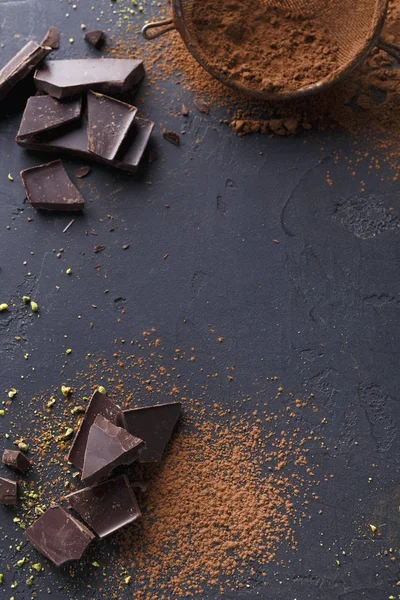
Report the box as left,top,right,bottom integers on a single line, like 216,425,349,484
181,104,189,117
41,27,60,50
66,475,140,538
0,41,52,102
87,91,137,161
193,97,210,114
17,116,155,173
75,166,91,178
84,30,105,49
21,160,85,212
17,95,82,141
25,506,94,566
68,391,122,470
163,130,180,146
82,415,144,486
34,59,145,99
0,476,18,505
117,402,181,463
2,449,31,473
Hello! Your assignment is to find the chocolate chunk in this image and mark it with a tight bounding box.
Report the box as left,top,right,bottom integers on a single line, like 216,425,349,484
0,41,52,102
25,506,94,566
41,27,60,50
193,97,210,114
117,402,181,463
84,30,105,49
21,160,85,212
2,449,31,473
0,476,18,505
75,166,91,178
68,391,122,470
17,95,82,141
163,130,180,146
87,91,137,160
65,474,141,538
34,59,145,99
17,117,154,172
82,415,144,486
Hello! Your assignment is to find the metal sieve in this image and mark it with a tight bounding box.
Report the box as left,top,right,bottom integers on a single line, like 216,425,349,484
142,0,400,101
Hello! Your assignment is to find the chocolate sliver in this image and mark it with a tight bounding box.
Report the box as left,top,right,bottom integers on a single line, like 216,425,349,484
66,474,141,538
68,391,122,471
82,415,144,486
84,30,105,49
2,449,31,473
17,95,82,140
0,476,18,505
117,402,181,463
21,160,85,212
17,117,154,173
0,41,52,102
41,27,60,50
25,506,94,566
34,59,145,99
87,91,137,161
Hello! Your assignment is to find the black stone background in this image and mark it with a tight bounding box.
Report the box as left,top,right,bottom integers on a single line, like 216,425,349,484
0,1,399,599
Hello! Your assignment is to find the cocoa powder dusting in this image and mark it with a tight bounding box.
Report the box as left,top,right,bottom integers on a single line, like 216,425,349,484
191,1,340,93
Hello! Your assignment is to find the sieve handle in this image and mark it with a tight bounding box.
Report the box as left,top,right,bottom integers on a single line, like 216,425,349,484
377,39,400,62
142,19,175,40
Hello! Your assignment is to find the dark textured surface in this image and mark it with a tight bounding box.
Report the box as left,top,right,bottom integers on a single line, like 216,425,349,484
0,1,399,599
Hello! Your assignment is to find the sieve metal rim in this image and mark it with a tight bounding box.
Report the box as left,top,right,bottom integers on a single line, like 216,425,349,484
142,0,399,101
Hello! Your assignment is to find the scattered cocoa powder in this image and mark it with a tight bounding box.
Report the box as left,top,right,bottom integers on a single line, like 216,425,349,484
191,0,340,93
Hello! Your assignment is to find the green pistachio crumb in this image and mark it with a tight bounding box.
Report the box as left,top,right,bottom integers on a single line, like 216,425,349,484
47,398,56,408
22,296,30,304
17,442,28,452
10,581,18,588
71,406,85,415
26,576,34,585
63,428,74,439
30,301,39,313
0,410,4,416
124,576,131,584
32,563,42,572
8,174,14,181
61,385,72,397
66,349,72,355
66,268,72,275
0,574,3,583
92,561,100,567
98,386,106,395
8,389,17,399
0,303,9,312
16,558,26,567
24,354,29,360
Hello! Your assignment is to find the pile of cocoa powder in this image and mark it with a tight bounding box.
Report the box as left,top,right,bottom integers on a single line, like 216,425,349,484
191,0,340,93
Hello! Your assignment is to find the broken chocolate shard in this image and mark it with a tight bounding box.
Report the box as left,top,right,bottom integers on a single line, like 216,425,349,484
17,95,82,141
41,27,60,50
65,475,141,538
117,402,181,463
17,116,155,173
84,30,105,49
21,160,85,212
0,476,18,505
2,449,31,473
75,166,91,178
87,91,137,161
82,415,144,486
0,41,52,102
25,506,94,566
34,59,145,99
163,130,180,146
68,391,122,471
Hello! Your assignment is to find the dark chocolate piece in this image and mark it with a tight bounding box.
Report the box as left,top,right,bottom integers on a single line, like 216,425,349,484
25,506,94,566
163,130,180,146
21,160,85,212
41,27,60,50
17,117,154,173
0,476,18,505
117,402,181,463
84,30,105,49
193,98,210,114
17,95,82,141
65,475,141,538
66,475,141,537
34,59,145,99
82,415,144,486
68,391,122,470
87,91,137,161
2,449,31,473
75,166,91,178
0,41,52,102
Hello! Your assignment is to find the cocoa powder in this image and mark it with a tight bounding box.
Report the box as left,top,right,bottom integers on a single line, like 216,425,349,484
191,0,340,93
